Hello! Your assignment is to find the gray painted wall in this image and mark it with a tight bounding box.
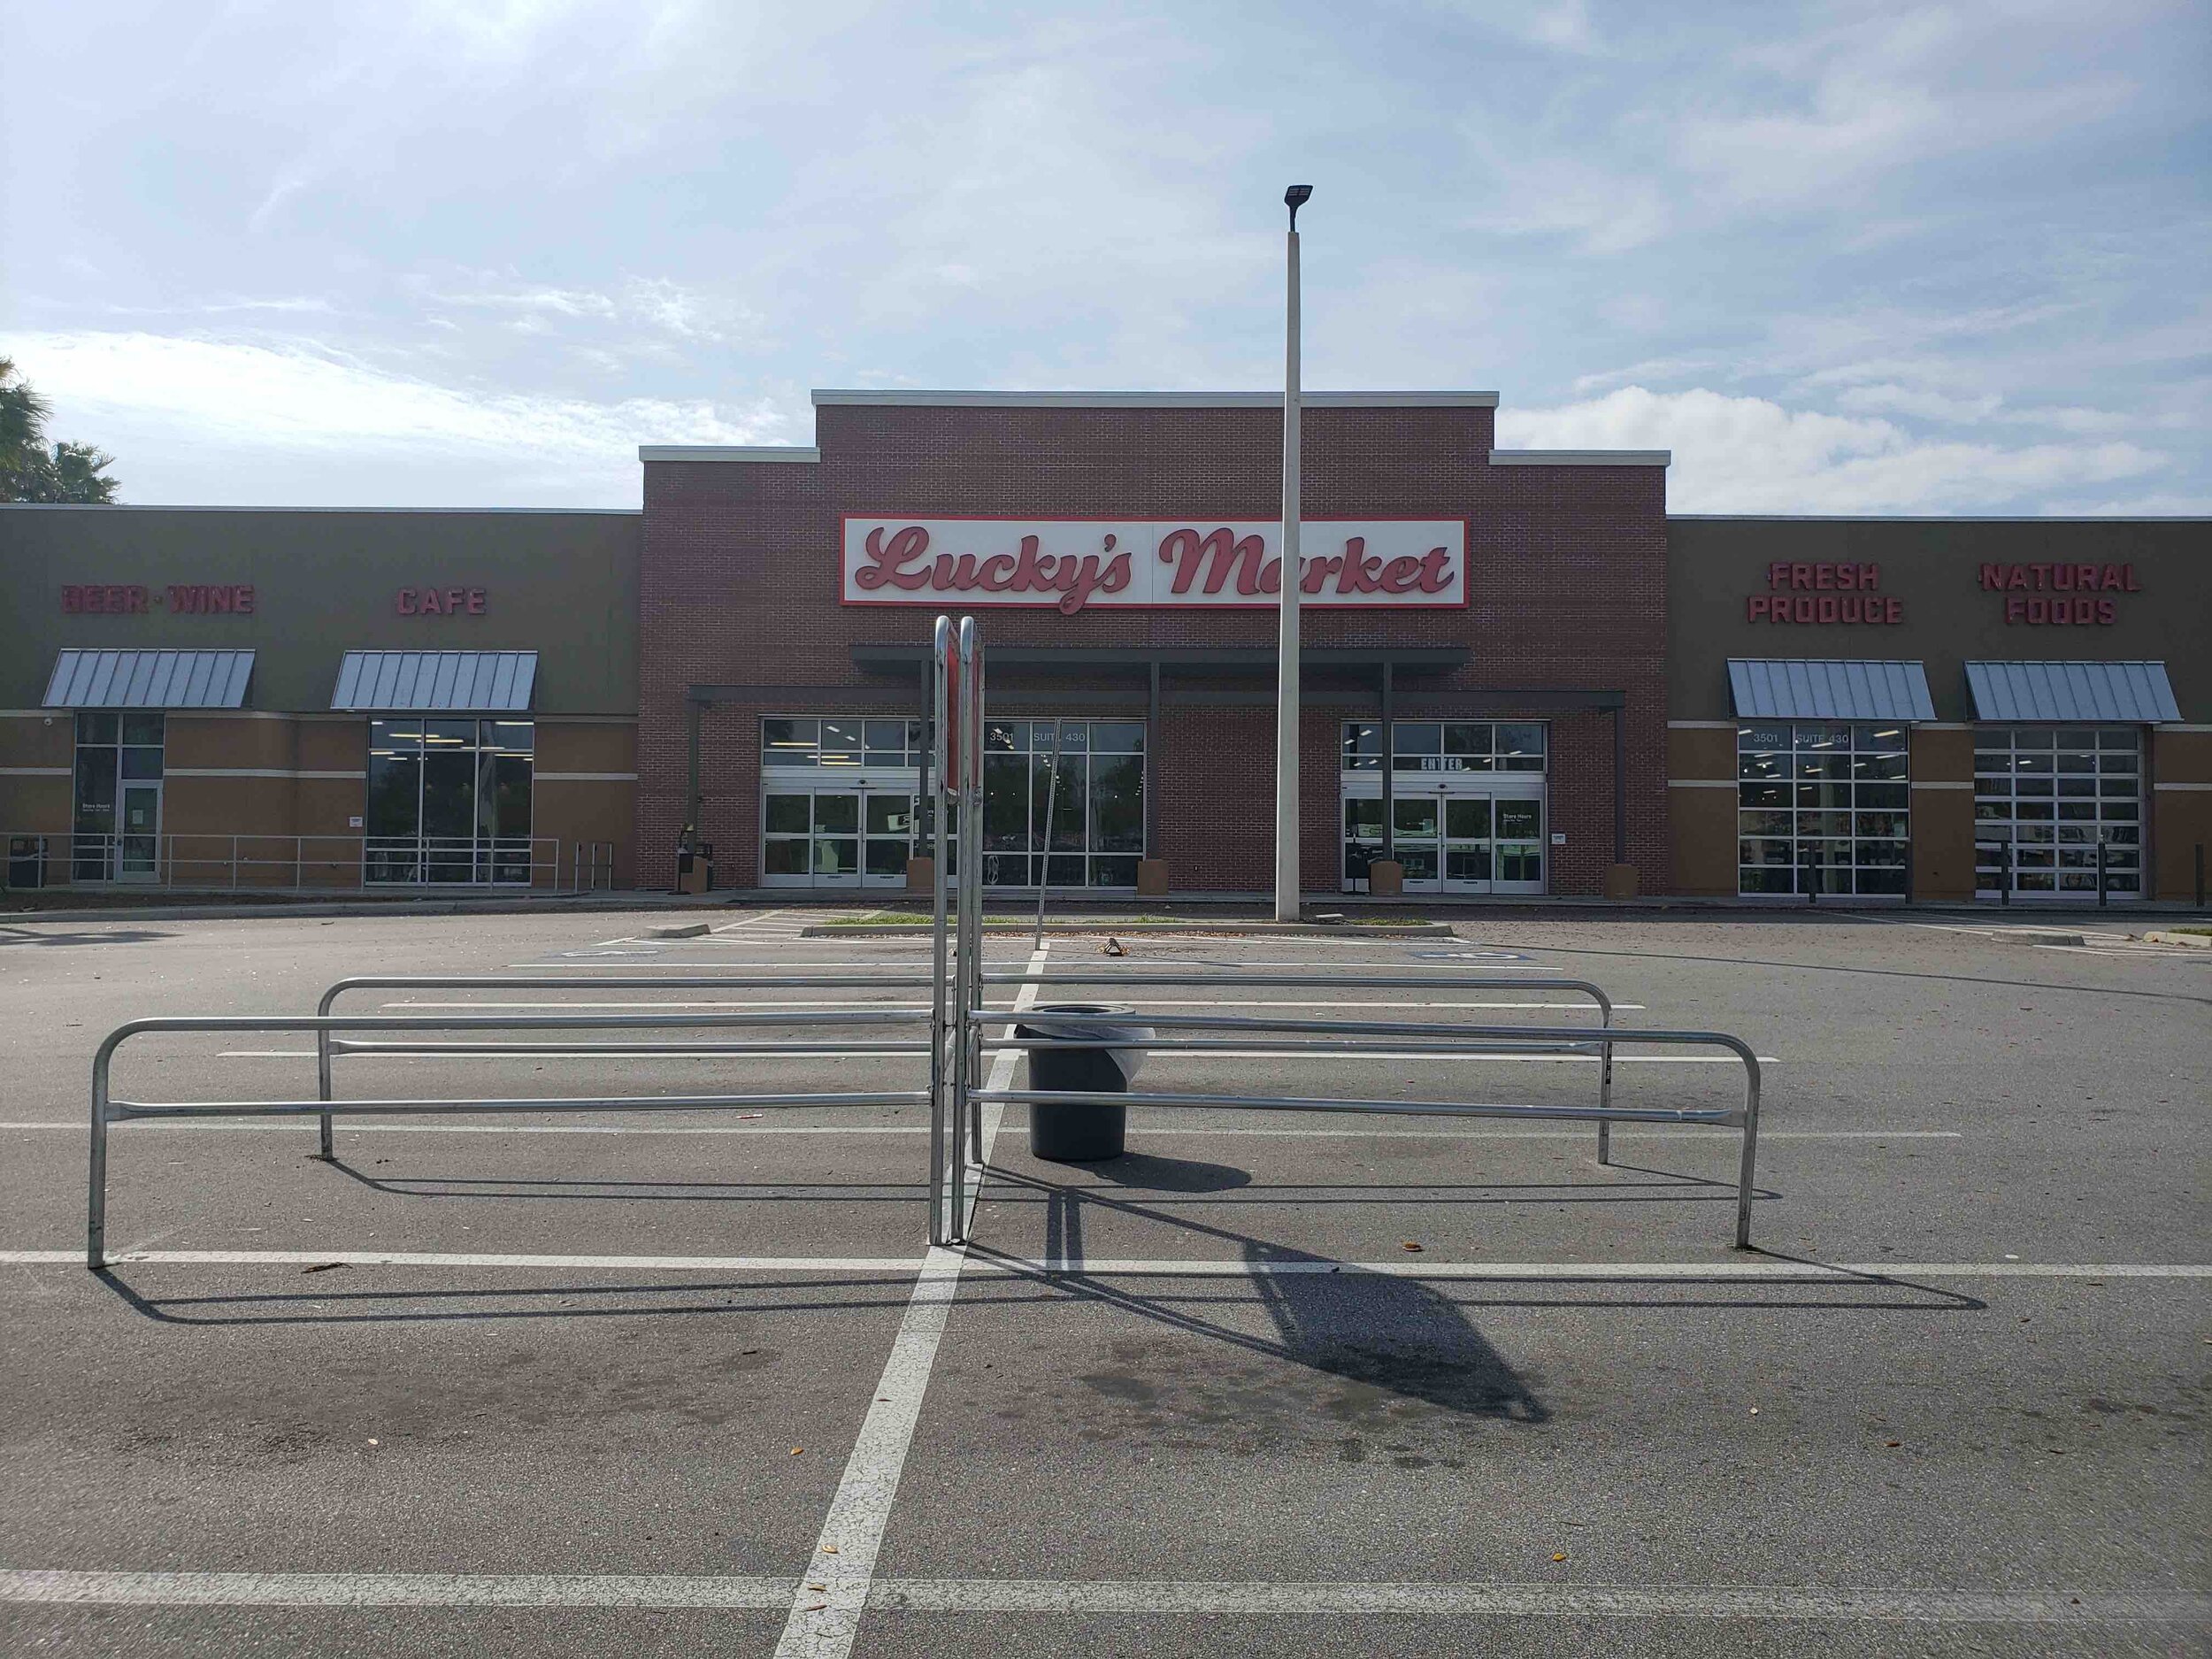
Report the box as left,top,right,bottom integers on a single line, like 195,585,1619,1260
0,506,640,713
1667,518,2210,722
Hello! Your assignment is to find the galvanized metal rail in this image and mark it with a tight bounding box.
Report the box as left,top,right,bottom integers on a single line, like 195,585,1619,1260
81,613,1771,1265
84,999,942,1271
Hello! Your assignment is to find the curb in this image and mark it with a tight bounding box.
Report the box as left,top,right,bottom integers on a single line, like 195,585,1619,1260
2142,930,2212,949
803,921,1453,940
0,896,733,926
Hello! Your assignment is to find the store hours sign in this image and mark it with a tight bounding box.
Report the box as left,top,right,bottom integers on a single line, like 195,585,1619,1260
842,518,1468,615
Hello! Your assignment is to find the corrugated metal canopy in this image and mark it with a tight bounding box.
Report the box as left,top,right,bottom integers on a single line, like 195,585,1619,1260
331,650,538,711
42,649,255,709
1727,659,1936,722
1965,660,2179,723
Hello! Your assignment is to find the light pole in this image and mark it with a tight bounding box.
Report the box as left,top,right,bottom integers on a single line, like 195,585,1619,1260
1274,184,1311,923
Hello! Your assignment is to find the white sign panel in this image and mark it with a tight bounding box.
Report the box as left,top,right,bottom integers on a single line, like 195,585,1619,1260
841,518,1467,614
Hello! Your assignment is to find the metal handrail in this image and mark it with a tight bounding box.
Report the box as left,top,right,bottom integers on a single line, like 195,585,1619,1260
15,829,572,893
979,969,1622,1161
974,1020,1763,1248
311,972,944,1159
86,1003,941,1269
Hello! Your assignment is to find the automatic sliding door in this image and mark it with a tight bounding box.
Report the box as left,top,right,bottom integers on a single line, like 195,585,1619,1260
863,791,914,888
1392,796,1440,891
810,791,861,887
1443,796,1491,890
1493,793,1546,894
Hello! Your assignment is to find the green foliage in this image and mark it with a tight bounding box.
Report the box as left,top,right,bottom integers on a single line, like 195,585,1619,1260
0,358,119,503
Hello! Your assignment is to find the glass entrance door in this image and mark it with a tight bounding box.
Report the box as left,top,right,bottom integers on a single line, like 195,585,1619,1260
118,781,160,880
764,787,914,889
863,791,916,889
1345,782,1547,895
1490,791,1546,894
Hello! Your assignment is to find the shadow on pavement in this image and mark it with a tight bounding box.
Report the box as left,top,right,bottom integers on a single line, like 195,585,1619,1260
0,926,175,948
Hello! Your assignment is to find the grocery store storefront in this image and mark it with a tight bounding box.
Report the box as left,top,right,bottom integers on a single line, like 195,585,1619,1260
637,389,1673,898
1668,520,2208,902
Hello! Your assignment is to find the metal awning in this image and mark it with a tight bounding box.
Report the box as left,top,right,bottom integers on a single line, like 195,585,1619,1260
331,650,537,711
1727,659,1936,722
1965,660,2179,723
42,649,255,709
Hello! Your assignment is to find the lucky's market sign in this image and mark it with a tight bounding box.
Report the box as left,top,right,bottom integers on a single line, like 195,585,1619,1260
842,518,1468,615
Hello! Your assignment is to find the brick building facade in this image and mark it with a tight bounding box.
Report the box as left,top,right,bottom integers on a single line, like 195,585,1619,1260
635,390,1671,897
5,387,2200,904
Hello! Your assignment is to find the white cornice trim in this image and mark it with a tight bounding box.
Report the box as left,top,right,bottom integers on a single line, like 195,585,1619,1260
0,766,70,777
1492,449,1671,467
2152,780,2212,791
1666,719,1736,730
638,445,819,464
0,504,640,515
534,771,638,782
1666,778,1736,788
1909,780,1975,790
810,389,1502,410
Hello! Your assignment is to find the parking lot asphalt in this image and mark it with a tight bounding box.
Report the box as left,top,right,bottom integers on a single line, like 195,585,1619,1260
1,905,2206,1656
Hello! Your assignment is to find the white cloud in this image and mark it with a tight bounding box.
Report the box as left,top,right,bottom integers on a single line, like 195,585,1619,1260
7,331,788,504
1499,385,2167,513
1832,383,2004,423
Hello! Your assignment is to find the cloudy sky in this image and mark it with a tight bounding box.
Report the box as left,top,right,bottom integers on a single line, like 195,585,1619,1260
2,0,2204,512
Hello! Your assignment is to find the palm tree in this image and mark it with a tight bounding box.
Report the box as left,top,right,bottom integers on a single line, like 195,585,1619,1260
0,358,119,503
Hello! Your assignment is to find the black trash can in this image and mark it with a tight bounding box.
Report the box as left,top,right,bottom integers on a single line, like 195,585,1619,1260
1016,1002,1148,1162
7,835,47,889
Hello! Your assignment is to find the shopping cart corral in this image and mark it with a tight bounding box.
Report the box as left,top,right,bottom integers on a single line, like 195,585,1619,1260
81,612,1764,1268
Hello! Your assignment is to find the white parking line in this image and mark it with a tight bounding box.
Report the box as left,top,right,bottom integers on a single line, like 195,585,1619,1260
0,1123,1955,1141
772,944,1046,1659
710,910,787,933
4,1249,2199,1279
212,1049,1770,1064
382,999,1643,1011
872,1580,2206,1623
1,1248,922,1271
0,1571,2200,1624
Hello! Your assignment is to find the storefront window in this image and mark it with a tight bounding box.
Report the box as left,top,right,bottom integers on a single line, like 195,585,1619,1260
1340,721,1548,773
1973,727,2139,899
366,718,534,883
759,715,1143,888
980,719,1146,887
762,717,923,768
1737,722,1909,896
73,711,164,880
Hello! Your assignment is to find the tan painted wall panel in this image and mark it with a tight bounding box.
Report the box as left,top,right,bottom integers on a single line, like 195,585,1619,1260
2151,730,2211,900
165,715,293,771
0,777,72,838
536,720,637,775
0,713,73,770
1909,727,1974,901
1668,726,1734,781
300,720,367,772
532,779,637,887
297,777,367,840
1668,787,1736,895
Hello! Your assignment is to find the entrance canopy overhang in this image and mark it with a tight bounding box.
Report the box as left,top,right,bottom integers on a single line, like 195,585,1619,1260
1728,658,1936,723
332,650,538,712
847,644,1471,710
44,649,255,709
1965,660,2178,724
